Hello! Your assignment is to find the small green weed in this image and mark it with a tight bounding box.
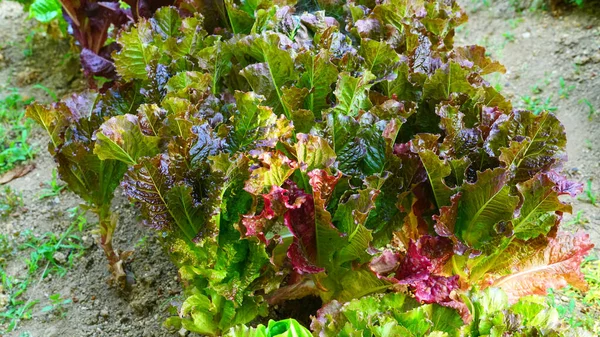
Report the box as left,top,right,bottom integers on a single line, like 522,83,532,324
67,206,89,232
564,210,588,228
455,25,469,39
0,91,34,112
508,18,524,29
0,234,13,266
547,288,580,327
0,89,36,174
573,63,581,75
548,255,600,335
558,77,575,99
31,84,57,102
40,293,71,318
580,98,596,120
517,75,558,116
0,270,38,332
39,169,66,200
22,31,35,58
18,225,87,278
570,0,585,7
581,256,600,306
579,179,597,206
0,233,11,256
520,95,557,115
530,72,553,94
502,31,516,42
468,0,491,11
476,36,491,50
135,235,149,249
0,186,24,218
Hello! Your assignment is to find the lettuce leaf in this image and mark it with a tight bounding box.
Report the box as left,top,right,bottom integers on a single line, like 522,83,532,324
484,232,593,303
227,319,312,337
311,293,463,337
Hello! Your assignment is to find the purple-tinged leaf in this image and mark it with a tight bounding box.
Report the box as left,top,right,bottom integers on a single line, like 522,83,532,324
369,250,401,275
395,240,433,284
413,275,460,304
488,111,567,182
451,45,506,75
370,236,458,305
547,170,583,197
241,185,287,243
283,184,322,274
80,48,116,79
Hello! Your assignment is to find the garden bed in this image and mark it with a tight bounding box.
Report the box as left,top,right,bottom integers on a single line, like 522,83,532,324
0,0,598,336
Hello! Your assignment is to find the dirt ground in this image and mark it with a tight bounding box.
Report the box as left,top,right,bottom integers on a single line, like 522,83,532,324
0,1,598,336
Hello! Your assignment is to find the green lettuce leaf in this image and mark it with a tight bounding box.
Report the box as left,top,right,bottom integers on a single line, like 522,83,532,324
311,293,463,337
227,319,312,337
94,114,161,165
454,168,520,249
238,34,298,117
360,38,400,78
29,0,62,23
229,91,278,151
26,102,69,153
468,288,563,336
113,20,160,81
296,50,338,118
513,173,572,240
419,150,454,208
423,62,475,101
332,72,375,117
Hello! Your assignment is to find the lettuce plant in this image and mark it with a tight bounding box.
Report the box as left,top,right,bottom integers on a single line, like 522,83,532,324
311,288,571,336
29,0,593,334
58,0,175,85
27,87,144,285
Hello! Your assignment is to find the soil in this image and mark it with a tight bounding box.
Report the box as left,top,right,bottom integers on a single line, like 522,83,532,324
0,1,598,336
0,4,83,102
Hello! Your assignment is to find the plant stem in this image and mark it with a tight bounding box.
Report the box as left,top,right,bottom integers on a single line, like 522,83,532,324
94,204,130,286
96,205,119,265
